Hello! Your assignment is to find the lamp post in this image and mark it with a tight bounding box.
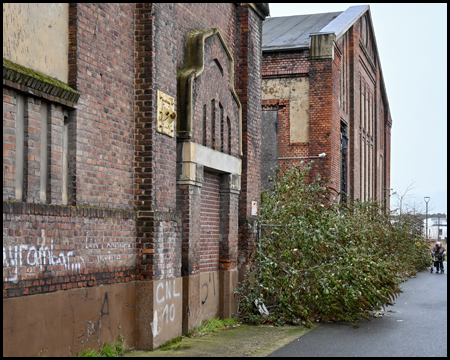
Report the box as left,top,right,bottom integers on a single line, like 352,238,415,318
424,197,430,241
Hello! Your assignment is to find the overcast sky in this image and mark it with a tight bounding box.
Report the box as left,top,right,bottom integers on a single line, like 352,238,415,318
268,3,448,215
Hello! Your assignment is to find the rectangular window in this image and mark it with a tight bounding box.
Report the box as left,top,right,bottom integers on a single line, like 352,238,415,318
340,122,348,203
40,100,48,202
211,99,215,149
219,103,223,152
62,110,69,205
227,117,231,155
360,130,363,200
203,104,207,146
15,93,25,201
379,154,383,200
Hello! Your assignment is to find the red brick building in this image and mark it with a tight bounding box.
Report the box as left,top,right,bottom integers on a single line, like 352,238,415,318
3,3,268,355
261,5,392,206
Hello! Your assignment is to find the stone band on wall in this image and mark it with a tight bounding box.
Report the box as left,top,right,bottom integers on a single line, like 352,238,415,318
177,141,242,185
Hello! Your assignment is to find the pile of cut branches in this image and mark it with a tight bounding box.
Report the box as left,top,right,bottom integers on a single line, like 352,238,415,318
237,163,430,326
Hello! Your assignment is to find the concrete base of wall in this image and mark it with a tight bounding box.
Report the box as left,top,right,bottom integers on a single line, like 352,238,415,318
135,278,183,350
3,272,238,356
2,282,136,357
220,269,239,318
182,270,238,334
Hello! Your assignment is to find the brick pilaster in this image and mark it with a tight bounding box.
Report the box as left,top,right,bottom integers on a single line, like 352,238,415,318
236,4,263,265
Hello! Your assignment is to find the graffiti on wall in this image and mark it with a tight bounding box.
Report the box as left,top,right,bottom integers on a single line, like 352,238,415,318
201,272,216,305
2,229,134,282
3,230,83,282
150,279,180,338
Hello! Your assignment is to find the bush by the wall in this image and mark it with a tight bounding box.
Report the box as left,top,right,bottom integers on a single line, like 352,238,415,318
237,163,430,326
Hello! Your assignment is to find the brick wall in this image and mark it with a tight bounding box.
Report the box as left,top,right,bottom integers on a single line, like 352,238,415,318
236,5,263,265
190,34,240,156
348,15,391,205
3,2,266,354
68,3,136,210
308,58,333,182
3,87,17,199
135,3,241,281
330,42,343,194
3,3,137,299
261,11,392,205
261,98,310,173
261,50,310,175
3,88,66,204
3,201,135,298
219,175,240,271
200,171,220,273
262,51,309,78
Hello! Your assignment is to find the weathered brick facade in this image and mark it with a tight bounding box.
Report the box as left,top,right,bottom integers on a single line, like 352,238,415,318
236,4,264,271
3,3,267,356
261,6,392,207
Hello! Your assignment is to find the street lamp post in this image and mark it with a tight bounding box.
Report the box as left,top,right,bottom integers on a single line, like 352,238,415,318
424,197,430,241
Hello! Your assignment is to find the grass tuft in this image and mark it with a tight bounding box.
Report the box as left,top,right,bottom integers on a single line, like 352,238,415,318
77,334,127,357
189,317,238,337
159,336,182,351
77,348,99,357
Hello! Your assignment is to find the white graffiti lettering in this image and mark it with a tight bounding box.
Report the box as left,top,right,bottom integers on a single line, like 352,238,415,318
156,282,165,304
162,303,169,324
169,303,175,322
3,235,135,282
3,240,83,282
173,279,180,297
152,280,179,337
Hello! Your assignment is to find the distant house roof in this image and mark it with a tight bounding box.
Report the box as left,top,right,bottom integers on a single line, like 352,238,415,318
261,5,392,121
262,5,368,52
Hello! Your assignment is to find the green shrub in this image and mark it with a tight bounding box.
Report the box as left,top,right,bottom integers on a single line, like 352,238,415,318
237,163,430,326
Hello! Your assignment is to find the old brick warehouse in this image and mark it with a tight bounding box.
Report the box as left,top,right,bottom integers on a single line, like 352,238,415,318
261,5,392,206
3,3,269,356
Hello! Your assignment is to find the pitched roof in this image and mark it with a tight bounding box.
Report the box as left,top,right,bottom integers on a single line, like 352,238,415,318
262,5,368,52
262,11,342,51
262,5,392,121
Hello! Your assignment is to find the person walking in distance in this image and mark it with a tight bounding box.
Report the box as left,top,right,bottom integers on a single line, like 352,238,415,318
431,241,446,274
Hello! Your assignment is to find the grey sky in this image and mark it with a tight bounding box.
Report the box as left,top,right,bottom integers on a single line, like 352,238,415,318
268,3,448,215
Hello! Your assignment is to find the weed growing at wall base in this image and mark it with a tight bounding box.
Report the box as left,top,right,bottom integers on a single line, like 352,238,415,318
77,334,126,357
189,317,238,337
237,163,430,326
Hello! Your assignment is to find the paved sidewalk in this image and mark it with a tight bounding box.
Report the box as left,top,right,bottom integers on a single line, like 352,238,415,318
125,266,447,358
270,269,447,357
125,323,318,357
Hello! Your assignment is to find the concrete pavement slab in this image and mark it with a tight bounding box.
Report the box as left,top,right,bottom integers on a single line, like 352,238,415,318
125,323,318,357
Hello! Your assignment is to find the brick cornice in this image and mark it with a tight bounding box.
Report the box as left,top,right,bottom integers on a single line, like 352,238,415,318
3,201,135,220
3,58,80,107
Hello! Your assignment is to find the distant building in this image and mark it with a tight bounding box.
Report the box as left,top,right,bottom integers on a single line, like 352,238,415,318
261,5,392,207
424,214,447,242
